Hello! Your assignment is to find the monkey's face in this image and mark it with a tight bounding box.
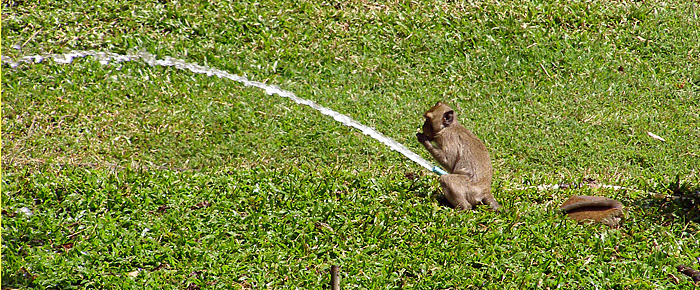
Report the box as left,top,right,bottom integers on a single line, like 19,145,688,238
422,102,455,140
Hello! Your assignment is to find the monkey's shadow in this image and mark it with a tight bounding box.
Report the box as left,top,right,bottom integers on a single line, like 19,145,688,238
434,194,456,209
403,172,456,209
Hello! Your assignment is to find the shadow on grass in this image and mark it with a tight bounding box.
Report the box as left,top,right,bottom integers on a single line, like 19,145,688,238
402,171,457,209
638,175,700,224
403,171,506,211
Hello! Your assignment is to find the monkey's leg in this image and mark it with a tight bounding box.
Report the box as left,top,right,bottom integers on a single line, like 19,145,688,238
481,194,502,211
439,174,473,210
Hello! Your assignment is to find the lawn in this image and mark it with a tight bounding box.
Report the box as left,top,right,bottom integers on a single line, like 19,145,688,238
2,0,700,288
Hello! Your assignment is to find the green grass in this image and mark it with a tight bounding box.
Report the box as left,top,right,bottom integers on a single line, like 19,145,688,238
2,0,700,288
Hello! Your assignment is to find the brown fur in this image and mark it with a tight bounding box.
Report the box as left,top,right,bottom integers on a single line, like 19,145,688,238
560,195,624,228
416,102,501,211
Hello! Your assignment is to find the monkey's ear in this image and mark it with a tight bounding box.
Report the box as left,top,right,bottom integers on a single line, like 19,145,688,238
442,110,454,126
435,101,443,106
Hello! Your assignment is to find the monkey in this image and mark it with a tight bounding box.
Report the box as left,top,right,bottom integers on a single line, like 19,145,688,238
559,195,624,228
416,102,502,211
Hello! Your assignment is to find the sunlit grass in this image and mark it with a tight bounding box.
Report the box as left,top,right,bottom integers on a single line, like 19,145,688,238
2,0,699,288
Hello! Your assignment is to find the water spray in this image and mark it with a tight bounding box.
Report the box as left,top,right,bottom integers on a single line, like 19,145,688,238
2,50,450,175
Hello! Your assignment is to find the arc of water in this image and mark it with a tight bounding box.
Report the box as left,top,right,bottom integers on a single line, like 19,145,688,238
2,50,447,174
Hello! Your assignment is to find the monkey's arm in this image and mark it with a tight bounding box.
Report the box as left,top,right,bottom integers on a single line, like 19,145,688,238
416,133,450,167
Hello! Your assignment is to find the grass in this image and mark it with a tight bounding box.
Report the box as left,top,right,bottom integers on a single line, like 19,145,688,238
2,0,700,288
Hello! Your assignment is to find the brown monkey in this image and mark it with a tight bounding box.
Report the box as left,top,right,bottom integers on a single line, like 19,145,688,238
416,102,502,211
560,195,624,228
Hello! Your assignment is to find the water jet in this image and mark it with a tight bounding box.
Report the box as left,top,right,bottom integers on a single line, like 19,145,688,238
3,50,449,175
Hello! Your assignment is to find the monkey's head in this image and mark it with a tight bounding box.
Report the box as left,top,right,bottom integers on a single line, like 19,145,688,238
422,102,456,140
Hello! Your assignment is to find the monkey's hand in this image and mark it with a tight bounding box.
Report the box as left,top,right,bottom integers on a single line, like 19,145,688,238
416,133,430,144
